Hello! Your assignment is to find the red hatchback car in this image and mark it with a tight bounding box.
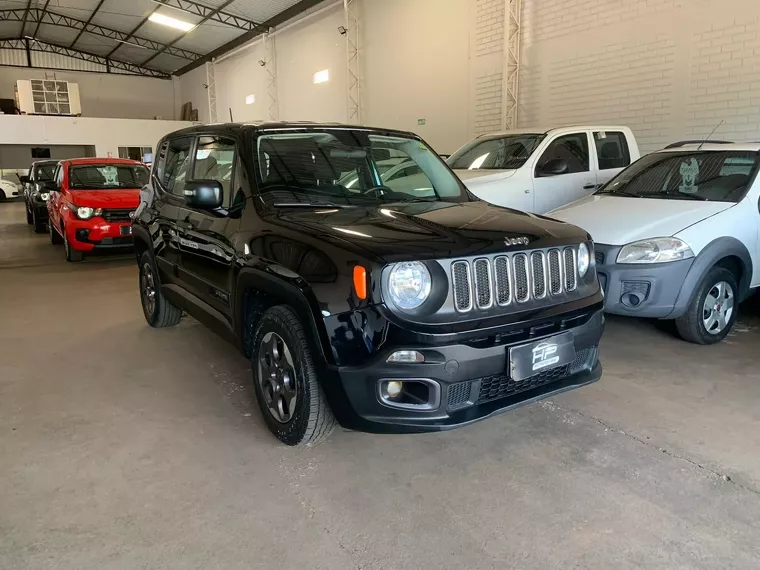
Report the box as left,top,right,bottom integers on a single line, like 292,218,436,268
47,158,149,262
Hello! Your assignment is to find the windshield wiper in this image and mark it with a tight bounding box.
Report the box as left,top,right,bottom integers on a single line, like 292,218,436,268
648,193,708,201
273,202,356,209
596,189,641,197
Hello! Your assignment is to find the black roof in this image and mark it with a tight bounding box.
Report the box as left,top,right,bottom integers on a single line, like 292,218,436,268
165,121,420,139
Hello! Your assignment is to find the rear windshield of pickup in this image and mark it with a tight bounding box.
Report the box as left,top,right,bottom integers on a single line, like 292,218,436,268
597,151,759,203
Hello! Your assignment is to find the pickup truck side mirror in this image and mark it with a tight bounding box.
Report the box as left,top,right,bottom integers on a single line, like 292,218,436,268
537,158,569,177
19,175,30,185
184,179,223,210
40,180,58,192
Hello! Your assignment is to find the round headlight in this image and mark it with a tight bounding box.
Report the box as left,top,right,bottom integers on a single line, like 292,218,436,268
39,192,50,201
76,206,95,219
388,261,431,310
577,242,590,278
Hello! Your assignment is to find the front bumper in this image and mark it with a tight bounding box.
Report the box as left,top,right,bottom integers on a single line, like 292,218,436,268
66,218,134,252
322,307,604,434
595,244,694,318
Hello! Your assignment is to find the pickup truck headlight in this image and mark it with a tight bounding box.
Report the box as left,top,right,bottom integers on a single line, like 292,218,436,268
388,261,431,310
39,192,50,201
578,242,590,277
617,238,694,264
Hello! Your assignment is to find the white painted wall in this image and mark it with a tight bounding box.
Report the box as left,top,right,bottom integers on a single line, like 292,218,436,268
361,0,470,153
178,64,210,124
276,5,347,123
0,66,179,120
0,116,193,159
216,42,269,123
519,0,760,153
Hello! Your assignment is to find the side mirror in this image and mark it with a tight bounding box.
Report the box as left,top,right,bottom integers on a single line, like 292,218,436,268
19,175,30,185
184,179,223,209
40,180,58,192
537,158,569,177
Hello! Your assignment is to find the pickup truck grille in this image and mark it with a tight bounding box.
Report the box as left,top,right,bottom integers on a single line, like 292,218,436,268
451,246,579,313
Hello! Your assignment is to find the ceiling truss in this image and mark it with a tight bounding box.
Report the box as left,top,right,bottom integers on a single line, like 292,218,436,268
0,8,201,61
152,0,265,32
0,37,171,78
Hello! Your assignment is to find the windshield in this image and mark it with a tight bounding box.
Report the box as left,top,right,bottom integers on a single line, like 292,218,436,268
36,164,55,181
256,130,469,205
446,134,545,170
69,164,149,190
598,151,759,203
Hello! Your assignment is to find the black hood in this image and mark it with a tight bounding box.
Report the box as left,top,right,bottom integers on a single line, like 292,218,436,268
262,201,589,263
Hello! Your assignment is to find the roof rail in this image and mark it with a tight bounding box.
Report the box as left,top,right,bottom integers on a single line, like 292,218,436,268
664,140,733,149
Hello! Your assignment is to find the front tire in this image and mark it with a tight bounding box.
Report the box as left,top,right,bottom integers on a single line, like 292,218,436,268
139,251,182,328
63,228,83,262
675,267,738,344
26,206,33,225
33,210,46,233
49,219,63,245
251,305,336,445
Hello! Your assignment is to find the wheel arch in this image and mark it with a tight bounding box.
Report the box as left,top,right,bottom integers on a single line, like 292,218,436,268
132,224,153,263
670,237,752,318
235,268,334,366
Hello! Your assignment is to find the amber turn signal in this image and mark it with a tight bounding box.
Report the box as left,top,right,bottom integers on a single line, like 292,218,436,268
353,265,368,300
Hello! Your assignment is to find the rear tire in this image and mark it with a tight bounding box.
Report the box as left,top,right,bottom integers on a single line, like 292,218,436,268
26,206,33,225
63,228,83,262
49,219,63,245
675,267,738,344
139,251,182,328
0,190,5,202
251,305,336,445
33,210,46,234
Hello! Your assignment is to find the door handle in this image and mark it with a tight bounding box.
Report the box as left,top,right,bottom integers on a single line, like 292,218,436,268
583,184,596,190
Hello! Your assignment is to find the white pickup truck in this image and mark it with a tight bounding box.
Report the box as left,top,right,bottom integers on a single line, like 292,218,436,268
446,126,640,213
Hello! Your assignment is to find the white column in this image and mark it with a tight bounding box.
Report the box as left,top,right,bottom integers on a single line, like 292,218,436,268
344,0,360,123
205,60,217,123
263,30,279,121
502,0,522,130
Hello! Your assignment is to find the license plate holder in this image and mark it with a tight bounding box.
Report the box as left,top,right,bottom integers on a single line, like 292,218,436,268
120,225,133,236
509,332,575,382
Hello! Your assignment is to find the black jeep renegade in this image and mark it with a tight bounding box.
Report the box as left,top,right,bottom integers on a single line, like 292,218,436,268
133,123,604,445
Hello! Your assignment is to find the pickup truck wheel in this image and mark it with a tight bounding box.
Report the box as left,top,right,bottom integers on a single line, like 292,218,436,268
252,305,336,445
26,206,33,225
32,210,46,233
675,267,737,344
63,229,83,262
49,220,63,245
139,251,182,328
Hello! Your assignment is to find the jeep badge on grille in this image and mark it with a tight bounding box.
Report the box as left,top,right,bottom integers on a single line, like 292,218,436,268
504,236,529,246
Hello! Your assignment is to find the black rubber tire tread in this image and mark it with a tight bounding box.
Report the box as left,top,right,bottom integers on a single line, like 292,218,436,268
0,190,5,202
251,305,336,445
675,266,738,345
49,220,63,245
139,251,182,328
33,210,46,233
26,207,33,224
64,229,84,262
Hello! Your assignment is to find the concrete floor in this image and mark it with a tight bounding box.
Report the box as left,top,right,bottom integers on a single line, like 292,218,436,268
1,200,759,569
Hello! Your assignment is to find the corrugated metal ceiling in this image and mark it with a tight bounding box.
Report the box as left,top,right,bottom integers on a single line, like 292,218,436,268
0,0,310,76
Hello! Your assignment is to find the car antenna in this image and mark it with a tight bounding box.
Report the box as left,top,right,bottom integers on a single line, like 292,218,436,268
698,119,724,150
229,108,234,122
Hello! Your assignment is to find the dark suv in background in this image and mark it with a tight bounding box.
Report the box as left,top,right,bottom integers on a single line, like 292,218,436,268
22,159,58,233
132,123,604,445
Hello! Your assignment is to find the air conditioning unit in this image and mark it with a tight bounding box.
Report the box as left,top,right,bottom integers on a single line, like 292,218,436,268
14,79,82,116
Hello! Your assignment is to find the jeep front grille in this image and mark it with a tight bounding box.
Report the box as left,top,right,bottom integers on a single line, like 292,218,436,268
450,247,580,313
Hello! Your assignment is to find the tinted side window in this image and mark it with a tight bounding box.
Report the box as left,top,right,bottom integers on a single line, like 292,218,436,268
537,133,590,174
162,137,193,196
193,136,236,208
594,131,630,170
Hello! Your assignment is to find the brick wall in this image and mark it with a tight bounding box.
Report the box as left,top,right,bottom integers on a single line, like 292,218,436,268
518,0,760,153
474,71,504,135
476,0,505,56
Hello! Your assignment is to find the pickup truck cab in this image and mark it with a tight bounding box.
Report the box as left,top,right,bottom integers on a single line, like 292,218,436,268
551,142,760,344
447,126,640,213
47,157,149,262
133,122,605,445
21,159,58,233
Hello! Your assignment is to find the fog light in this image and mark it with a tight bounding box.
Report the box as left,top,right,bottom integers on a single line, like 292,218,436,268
387,350,424,363
385,381,403,399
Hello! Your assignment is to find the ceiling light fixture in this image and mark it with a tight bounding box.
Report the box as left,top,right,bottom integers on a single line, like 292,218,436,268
149,12,195,32
245,94,255,105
